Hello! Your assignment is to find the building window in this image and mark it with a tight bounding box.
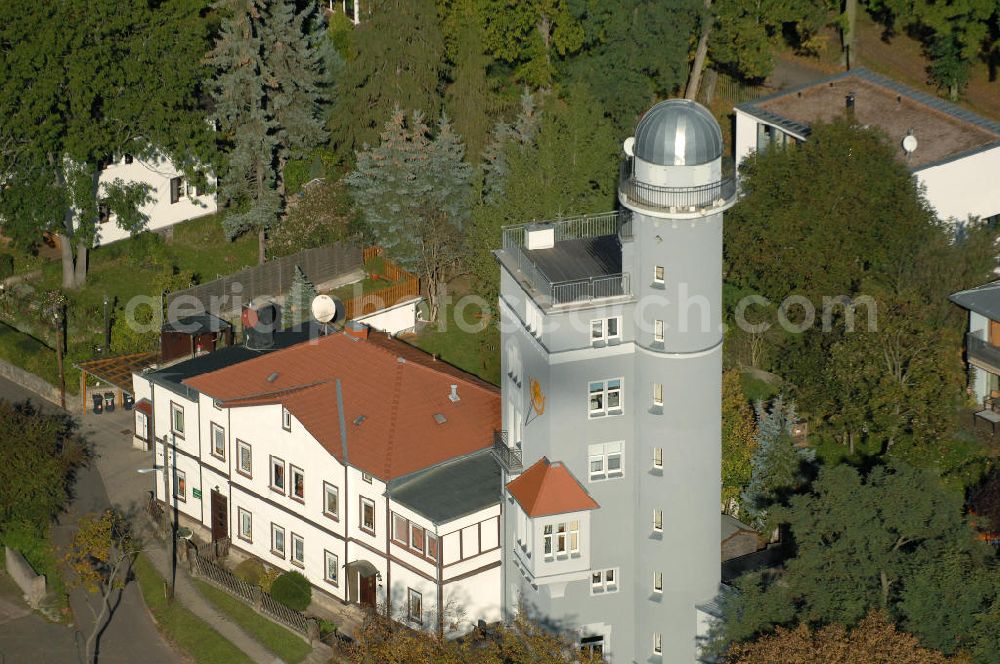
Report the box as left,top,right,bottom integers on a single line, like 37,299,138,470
238,508,252,542
392,513,408,545
653,632,662,655
173,469,186,502
653,571,663,593
290,465,304,501
281,407,291,431
580,636,604,657
270,456,285,493
653,383,663,407
271,524,285,557
170,403,184,436
588,379,623,417
169,176,182,204
591,568,619,594
653,447,663,469
124,154,134,164
654,319,664,343
407,588,422,624
323,482,339,519
590,317,621,343
97,201,111,224
360,497,375,535
291,533,305,567
653,509,663,532
427,535,439,561
211,423,225,460
135,410,148,440
544,520,579,559
654,265,664,284
410,523,425,554
589,442,623,481
324,551,339,586
525,299,544,337
237,440,252,477
362,472,372,484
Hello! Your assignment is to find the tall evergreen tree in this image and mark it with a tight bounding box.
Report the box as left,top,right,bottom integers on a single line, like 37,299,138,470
328,0,444,156
346,111,473,321
0,1,213,288
283,265,317,328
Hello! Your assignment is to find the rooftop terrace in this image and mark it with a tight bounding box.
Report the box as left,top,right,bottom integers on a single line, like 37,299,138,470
739,68,1000,169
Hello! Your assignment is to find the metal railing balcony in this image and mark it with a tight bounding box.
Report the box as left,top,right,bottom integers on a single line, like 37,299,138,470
500,210,632,248
618,160,737,214
491,430,522,473
967,333,1000,371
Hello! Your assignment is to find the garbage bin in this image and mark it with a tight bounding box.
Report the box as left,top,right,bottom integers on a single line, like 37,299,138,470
123,392,135,410
91,394,103,415
103,392,116,413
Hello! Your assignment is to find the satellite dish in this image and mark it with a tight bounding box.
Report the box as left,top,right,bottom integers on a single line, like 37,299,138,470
311,294,345,325
623,136,635,157
902,133,918,154
529,378,546,417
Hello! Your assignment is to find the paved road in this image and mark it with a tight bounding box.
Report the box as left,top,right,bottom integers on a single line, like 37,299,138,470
0,377,178,664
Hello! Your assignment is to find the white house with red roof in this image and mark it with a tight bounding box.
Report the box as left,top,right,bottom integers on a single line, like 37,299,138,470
131,322,502,635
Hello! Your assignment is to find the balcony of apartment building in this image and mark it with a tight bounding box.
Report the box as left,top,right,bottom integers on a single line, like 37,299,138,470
617,155,737,218
491,429,522,474
495,211,634,309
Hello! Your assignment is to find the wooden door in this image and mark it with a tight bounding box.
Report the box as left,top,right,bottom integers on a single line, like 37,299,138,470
360,574,376,609
210,490,227,542
990,319,1000,347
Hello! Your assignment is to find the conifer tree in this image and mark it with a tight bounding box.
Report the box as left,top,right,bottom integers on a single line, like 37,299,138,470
283,265,317,328
346,111,473,321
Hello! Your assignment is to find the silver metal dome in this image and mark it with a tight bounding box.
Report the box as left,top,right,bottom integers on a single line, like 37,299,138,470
633,99,723,167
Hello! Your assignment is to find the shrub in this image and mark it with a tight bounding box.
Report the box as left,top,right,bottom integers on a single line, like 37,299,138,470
0,254,14,281
270,570,311,612
233,558,266,586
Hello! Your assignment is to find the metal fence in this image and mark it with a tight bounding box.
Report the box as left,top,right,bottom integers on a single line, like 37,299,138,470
618,160,737,213
165,242,363,315
501,210,631,249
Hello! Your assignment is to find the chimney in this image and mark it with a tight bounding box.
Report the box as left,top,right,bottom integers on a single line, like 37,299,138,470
345,320,369,340
449,384,460,402
845,92,856,121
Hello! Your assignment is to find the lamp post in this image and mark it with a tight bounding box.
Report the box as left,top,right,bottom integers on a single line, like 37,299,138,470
137,434,177,601
102,294,111,353
52,302,65,410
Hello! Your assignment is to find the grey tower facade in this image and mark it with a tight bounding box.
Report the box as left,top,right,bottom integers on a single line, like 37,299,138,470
494,100,736,663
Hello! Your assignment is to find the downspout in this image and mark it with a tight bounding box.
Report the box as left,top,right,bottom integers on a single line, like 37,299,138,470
385,492,391,619
437,525,444,638
336,378,350,603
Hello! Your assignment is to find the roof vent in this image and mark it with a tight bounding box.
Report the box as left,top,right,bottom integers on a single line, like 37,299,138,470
266,371,279,383
353,415,367,426
449,384,460,402
345,320,370,340
433,413,447,425
525,223,555,250
397,356,406,364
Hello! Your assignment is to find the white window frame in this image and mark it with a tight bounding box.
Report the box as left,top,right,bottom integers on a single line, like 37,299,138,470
654,265,664,284
324,550,339,586
545,520,579,559
525,299,544,337
653,447,663,469
211,422,225,460
653,508,663,532
362,472,372,484
654,319,664,342
653,571,663,593
270,456,285,493
173,469,186,502
323,482,339,520
426,534,439,561
407,588,423,624
653,632,662,655
590,568,619,595
135,410,148,440
290,465,305,501
392,513,408,544
653,383,663,407
291,532,305,567
236,439,252,477
590,317,622,343
589,442,623,481
170,402,184,436
238,507,252,542
281,407,292,431
409,523,425,554
271,523,285,557
588,378,623,418
360,497,376,535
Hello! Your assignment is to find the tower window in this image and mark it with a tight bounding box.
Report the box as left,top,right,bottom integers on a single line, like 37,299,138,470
653,633,662,655
653,383,663,407
581,635,605,657
654,319,664,343
591,568,619,594
653,447,663,469
589,442,624,481
653,265,664,284
653,571,663,593
653,508,663,532
591,317,621,343
588,379,623,418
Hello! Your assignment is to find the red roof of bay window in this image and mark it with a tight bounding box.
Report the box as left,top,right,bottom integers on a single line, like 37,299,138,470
506,457,599,517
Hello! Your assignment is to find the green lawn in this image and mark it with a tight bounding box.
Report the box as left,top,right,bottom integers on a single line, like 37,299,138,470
133,554,253,664
192,578,311,664
408,288,500,386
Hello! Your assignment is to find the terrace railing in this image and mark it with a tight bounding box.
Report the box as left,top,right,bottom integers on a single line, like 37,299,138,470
491,430,522,473
618,160,737,213
967,333,1000,371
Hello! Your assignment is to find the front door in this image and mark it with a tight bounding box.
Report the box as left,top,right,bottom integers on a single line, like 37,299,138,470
360,574,376,610
210,490,227,542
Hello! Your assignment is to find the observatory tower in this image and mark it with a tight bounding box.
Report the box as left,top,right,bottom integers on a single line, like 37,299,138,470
495,99,735,662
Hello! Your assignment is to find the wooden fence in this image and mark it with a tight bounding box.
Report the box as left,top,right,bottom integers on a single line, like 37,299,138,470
699,70,770,105
344,247,421,320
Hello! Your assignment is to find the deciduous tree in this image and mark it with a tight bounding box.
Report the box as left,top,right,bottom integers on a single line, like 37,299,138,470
722,370,758,514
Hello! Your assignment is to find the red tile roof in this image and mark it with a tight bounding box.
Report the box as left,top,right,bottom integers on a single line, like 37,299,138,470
506,457,599,518
183,329,499,481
